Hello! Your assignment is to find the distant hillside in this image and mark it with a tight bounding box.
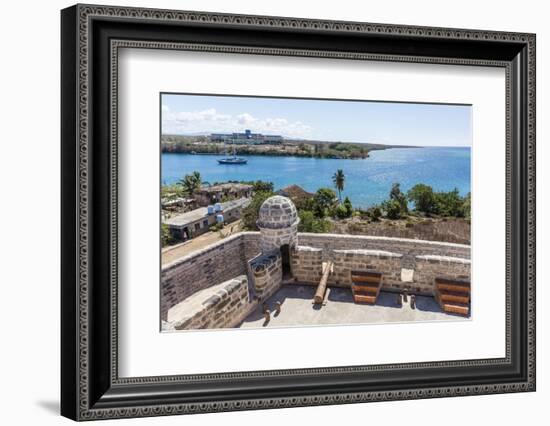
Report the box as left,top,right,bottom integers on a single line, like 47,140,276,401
161,134,417,160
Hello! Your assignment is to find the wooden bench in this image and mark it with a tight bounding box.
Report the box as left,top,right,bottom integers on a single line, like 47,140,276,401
351,271,382,305
434,277,471,316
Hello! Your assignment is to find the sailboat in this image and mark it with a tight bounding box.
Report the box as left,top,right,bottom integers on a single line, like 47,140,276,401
217,138,248,165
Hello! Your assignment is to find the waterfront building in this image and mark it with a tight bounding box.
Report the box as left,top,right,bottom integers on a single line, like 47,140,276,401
194,183,253,206
210,129,283,145
163,197,251,241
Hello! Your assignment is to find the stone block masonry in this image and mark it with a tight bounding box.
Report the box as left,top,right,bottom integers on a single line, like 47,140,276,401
287,235,470,295
161,225,471,327
161,234,250,321
332,249,403,289
249,251,282,301
291,246,323,284
166,275,251,330
414,255,471,293
299,233,470,260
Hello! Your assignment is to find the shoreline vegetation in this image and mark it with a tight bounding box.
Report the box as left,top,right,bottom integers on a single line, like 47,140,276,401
161,134,418,160
162,169,471,246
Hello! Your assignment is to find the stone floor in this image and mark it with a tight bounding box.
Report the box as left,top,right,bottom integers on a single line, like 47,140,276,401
238,285,469,329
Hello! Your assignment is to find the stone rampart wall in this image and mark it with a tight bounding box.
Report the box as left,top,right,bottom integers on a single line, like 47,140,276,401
249,251,282,301
286,236,470,295
332,249,404,288
167,275,251,330
414,255,471,293
298,233,470,260
291,246,324,284
161,232,472,321
161,234,249,321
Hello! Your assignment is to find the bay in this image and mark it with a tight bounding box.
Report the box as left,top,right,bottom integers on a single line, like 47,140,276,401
161,147,471,208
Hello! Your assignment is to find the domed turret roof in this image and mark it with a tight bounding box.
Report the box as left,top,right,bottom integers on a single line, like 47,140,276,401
257,195,299,229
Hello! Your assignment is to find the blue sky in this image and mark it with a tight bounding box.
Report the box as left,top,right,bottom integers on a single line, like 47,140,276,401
161,93,472,147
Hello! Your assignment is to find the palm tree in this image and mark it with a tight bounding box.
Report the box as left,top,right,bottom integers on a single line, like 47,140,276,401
179,171,202,197
332,169,345,203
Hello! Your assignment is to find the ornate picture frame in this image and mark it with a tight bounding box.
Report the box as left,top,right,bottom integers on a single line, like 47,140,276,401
61,4,535,420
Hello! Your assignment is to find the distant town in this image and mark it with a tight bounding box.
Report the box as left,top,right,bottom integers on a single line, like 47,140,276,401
161,129,414,160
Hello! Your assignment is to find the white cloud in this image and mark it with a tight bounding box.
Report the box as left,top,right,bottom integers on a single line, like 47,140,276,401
162,106,313,139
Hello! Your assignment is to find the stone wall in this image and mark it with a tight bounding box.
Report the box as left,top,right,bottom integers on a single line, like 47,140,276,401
285,235,470,295
248,251,282,301
414,255,471,293
161,234,250,321
242,232,261,260
291,245,324,284
331,249,404,288
259,222,299,253
166,275,251,330
298,233,470,260
161,232,472,323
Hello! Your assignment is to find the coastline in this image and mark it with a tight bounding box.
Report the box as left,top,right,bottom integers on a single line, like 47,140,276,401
161,135,422,160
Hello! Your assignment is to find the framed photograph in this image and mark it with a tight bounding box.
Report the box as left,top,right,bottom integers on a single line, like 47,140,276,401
61,4,536,421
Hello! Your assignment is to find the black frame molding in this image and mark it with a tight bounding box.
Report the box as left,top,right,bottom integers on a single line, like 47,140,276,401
61,4,536,421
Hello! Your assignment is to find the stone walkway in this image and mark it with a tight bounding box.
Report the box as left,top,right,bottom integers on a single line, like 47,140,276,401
239,285,468,329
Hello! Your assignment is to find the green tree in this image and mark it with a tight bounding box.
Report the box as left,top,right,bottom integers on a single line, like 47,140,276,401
252,180,274,193
389,182,408,214
434,188,464,217
343,196,353,217
407,183,436,215
366,205,382,222
179,171,202,197
313,188,337,218
161,223,174,247
335,204,349,219
382,199,403,219
298,210,332,233
462,192,471,219
241,190,274,230
332,169,346,202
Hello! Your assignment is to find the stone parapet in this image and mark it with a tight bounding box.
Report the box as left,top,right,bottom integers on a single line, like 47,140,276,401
161,234,249,321
414,255,471,293
291,245,324,284
249,251,282,300
331,249,403,288
298,233,470,260
166,275,250,330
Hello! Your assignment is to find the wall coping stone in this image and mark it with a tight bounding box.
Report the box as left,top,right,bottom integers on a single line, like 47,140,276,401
298,232,470,249
333,249,403,258
415,254,471,264
167,275,247,327
296,245,323,253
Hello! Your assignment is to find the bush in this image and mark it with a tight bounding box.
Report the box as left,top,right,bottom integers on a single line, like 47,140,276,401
210,223,224,232
298,210,332,233
343,196,353,217
313,188,338,218
251,180,274,193
434,188,464,217
365,205,382,222
241,190,275,230
389,182,409,214
382,199,403,219
407,183,436,215
462,192,471,219
335,204,350,219
161,223,175,247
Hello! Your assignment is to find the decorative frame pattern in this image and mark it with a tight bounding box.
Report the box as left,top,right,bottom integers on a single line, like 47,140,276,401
61,4,536,421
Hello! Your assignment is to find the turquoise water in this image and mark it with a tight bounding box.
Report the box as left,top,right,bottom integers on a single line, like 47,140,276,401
161,147,471,208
